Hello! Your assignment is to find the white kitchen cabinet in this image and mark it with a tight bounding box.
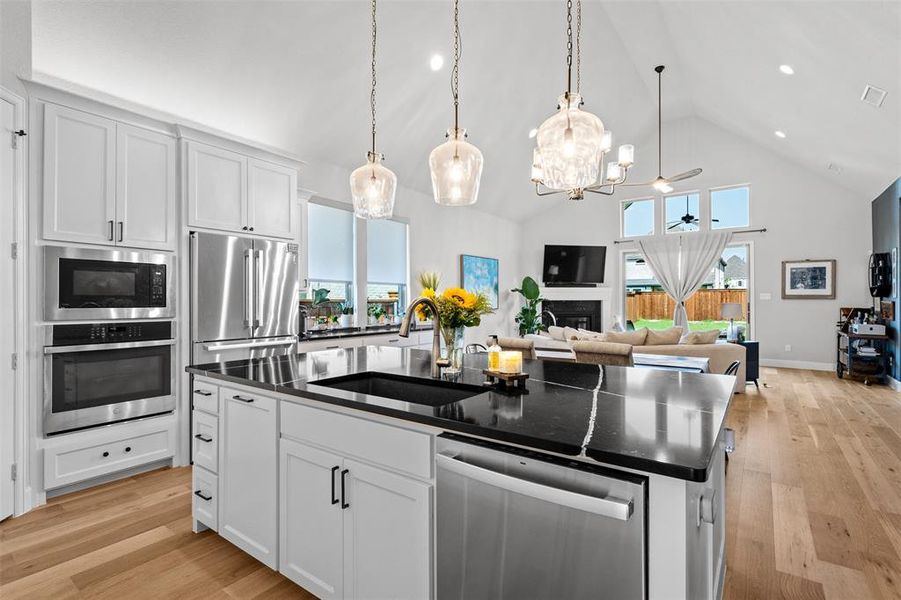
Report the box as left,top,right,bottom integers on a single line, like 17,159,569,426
116,123,177,250
43,103,177,250
219,386,279,569
343,458,432,600
248,158,297,239
280,438,345,600
43,103,116,245
187,141,298,239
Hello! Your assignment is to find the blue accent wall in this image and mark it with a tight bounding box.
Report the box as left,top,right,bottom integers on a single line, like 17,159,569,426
872,178,901,380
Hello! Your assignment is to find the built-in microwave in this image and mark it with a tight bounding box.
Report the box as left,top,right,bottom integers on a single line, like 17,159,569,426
44,247,175,321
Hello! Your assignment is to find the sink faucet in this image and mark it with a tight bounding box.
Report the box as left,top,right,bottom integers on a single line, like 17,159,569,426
399,296,451,378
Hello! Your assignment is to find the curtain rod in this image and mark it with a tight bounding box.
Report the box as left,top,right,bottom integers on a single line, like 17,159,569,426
612,227,767,245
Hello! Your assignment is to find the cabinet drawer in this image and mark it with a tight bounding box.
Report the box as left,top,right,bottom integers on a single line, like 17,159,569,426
192,466,218,531
192,380,219,415
281,402,432,479
44,423,174,489
192,410,219,473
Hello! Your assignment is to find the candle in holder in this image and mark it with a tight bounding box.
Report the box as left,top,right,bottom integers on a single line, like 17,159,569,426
498,351,523,374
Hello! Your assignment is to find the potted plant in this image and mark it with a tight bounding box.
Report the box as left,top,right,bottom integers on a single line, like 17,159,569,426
335,302,354,328
512,276,544,336
367,303,386,325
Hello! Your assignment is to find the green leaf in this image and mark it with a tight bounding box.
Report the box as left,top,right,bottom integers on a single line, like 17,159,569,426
520,276,540,301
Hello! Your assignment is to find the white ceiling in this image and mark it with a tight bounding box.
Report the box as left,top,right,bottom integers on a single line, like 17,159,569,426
30,1,901,220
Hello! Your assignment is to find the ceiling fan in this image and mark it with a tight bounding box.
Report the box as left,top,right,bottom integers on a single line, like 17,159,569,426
666,195,719,230
622,65,702,193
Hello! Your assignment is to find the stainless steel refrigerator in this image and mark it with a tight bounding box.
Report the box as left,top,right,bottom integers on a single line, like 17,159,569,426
190,232,299,364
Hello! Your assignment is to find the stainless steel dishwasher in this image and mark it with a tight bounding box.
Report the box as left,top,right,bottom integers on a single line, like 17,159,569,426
437,434,647,600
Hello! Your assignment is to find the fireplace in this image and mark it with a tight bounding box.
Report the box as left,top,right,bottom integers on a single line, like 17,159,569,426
542,300,603,332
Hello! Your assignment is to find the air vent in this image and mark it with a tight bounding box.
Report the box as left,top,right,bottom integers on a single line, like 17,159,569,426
861,84,887,108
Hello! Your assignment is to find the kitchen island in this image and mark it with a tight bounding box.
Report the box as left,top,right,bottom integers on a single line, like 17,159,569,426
187,346,734,600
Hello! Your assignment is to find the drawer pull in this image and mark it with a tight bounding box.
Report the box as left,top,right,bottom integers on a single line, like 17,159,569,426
102,451,109,458
232,395,254,403
194,490,212,501
331,465,340,505
194,433,213,443
341,468,350,509
193,389,213,396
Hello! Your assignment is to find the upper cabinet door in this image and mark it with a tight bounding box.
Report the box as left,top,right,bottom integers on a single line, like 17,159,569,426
116,124,177,250
43,104,117,245
248,158,297,239
187,141,247,233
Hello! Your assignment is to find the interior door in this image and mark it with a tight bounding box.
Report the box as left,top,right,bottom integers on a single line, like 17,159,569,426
252,239,299,339
0,93,19,520
192,233,254,343
279,438,344,600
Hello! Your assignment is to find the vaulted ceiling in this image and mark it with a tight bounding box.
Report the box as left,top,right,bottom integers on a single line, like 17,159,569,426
30,1,901,220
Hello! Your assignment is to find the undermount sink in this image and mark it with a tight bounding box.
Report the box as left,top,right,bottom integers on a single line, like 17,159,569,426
312,372,485,406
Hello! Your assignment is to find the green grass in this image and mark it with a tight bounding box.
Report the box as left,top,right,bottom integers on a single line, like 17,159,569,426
633,319,746,332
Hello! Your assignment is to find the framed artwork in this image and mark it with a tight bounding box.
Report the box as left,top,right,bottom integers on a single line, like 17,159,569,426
892,248,897,299
461,254,499,309
781,259,836,299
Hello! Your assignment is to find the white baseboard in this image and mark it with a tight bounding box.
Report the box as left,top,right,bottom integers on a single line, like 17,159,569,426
759,358,835,372
887,376,901,392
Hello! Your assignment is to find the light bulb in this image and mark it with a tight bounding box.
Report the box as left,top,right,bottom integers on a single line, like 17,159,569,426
601,131,613,152
449,155,464,182
450,186,462,200
617,144,634,167
605,162,623,183
563,127,575,157
653,179,673,193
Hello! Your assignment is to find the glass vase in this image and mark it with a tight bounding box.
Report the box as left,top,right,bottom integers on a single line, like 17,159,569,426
441,325,465,374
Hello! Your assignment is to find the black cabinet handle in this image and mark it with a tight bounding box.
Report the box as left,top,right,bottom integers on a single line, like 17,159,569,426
107,220,114,241
331,465,340,505
194,433,213,443
124,446,132,453
232,395,254,403
340,468,350,509
193,389,212,396
118,221,124,242
194,490,212,501
102,451,109,458
242,226,249,231
249,227,254,232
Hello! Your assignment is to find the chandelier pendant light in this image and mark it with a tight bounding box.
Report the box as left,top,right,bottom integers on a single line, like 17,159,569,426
429,0,483,206
531,0,636,200
350,0,397,219
620,65,702,193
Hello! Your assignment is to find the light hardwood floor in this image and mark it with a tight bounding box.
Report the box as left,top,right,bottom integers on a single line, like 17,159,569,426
2,368,900,599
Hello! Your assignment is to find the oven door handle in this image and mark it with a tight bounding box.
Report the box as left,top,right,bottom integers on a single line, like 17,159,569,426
201,336,296,352
43,339,176,354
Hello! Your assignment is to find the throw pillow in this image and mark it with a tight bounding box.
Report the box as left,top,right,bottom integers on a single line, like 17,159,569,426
603,328,649,346
681,330,720,345
547,326,566,341
562,326,582,342
577,328,607,341
646,327,683,346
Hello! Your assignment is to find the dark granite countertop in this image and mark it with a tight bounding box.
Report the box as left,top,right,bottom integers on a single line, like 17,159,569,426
299,323,430,341
187,346,735,481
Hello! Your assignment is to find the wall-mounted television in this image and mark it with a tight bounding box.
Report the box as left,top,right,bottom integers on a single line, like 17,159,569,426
542,245,607,286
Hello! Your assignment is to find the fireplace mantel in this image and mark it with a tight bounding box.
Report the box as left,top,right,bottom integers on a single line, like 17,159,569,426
539,286,615,332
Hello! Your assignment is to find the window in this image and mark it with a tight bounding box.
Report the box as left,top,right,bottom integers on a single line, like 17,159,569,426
366,218,408,322
664,193,700,233
306,202,354,302
622,199,655,237
711,186,750,230
623,243,751,335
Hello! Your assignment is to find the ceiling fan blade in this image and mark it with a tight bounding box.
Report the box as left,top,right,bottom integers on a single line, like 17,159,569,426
665,168,703,183
667,222,681,230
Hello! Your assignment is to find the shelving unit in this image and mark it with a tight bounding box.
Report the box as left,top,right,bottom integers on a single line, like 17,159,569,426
836,331,889,385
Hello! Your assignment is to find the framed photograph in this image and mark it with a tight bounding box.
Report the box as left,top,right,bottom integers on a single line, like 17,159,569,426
460,254,499,309
781,259,836,299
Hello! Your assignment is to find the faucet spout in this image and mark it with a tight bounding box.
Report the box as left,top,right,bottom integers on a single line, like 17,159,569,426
400,296,451,378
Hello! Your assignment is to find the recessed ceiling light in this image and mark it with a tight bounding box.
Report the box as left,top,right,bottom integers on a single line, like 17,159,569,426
528,128,538,139
774,130,786,138
779,64,794,75
429,54,444,71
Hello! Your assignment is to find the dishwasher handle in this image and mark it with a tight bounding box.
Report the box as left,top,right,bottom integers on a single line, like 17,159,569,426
437,452,633,521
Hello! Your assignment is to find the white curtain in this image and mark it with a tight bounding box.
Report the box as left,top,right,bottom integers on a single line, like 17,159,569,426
636,231,732,330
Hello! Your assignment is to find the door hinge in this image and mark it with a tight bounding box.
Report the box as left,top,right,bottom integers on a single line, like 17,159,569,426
10,129,26,149
10,353,16,370
10,243,17,260
10,464,16,482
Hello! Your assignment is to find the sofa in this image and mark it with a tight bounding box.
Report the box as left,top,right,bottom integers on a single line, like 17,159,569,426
526,326,747,393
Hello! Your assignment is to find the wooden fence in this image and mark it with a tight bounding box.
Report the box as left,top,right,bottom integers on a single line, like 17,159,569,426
626,289,748,322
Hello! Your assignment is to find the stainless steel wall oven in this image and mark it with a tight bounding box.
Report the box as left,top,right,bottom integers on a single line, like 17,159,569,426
43,321,175,435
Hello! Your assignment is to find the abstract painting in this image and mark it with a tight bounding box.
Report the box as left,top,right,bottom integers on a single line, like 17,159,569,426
461,254,499,309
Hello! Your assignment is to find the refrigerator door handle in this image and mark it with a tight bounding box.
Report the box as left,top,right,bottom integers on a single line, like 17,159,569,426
243,249,254,328
254,249,263,328
201,336,297,352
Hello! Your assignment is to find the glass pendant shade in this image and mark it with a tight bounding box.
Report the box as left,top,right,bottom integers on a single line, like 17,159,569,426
605,162,623,183
429,128,483,206
535,93,605,190
350,152,396,219
530,148,544,183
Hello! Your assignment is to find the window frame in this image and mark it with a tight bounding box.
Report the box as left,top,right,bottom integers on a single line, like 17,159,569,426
709,183,751,231
620,196,656,239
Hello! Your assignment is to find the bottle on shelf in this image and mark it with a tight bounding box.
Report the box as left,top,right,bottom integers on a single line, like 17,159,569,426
487,335,501,371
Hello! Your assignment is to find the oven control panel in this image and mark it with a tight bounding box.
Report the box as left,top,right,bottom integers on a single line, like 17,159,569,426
52,321,173,346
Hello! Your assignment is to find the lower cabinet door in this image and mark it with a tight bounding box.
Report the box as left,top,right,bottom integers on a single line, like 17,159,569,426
280,438,344,600
343,459,432,600
219,389,278,568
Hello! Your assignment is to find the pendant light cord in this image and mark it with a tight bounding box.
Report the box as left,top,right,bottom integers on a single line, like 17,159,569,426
370,0,378,156
565,0,573,98
576,0,581,94
452,0,460,133
657,65,663,177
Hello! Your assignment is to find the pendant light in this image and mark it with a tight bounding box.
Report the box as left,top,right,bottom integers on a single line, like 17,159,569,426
428,0,483,206
531,0,635,200
350,0,397,219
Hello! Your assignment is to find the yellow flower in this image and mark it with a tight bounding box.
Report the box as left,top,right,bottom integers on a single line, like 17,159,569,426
422,288,436,299
443,287,476,308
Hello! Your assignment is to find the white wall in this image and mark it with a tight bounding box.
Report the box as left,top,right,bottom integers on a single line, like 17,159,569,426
0,0,32,97
521,116,872,368
301,158,522,344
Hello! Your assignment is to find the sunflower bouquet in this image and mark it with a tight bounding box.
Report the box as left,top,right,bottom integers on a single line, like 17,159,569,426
415,271,493,351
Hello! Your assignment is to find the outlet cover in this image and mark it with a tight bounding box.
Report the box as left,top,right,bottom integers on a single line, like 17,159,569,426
784,344,792,352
